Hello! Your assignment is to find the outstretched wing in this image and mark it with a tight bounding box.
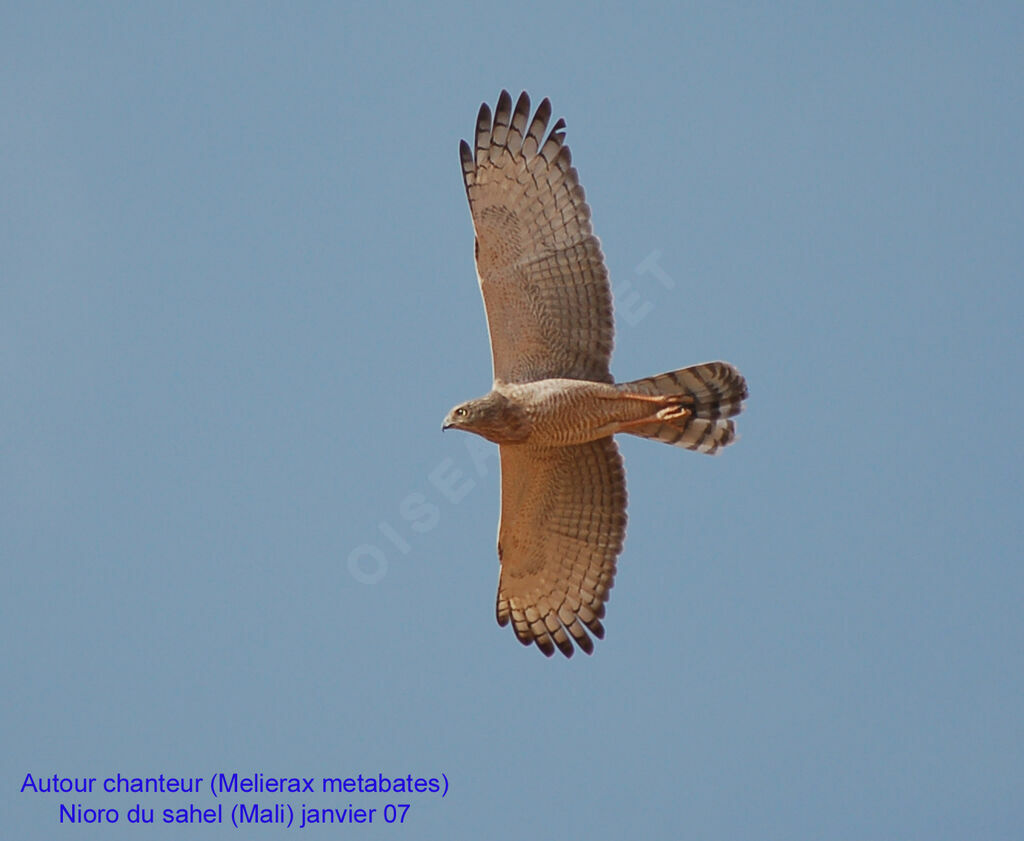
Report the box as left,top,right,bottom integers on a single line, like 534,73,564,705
495,437,627,657
460,91,614,384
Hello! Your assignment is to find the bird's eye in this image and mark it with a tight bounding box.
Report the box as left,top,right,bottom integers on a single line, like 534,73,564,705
455,407,467,417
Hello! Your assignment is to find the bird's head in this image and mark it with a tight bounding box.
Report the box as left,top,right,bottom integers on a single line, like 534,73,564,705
442,392,529,444
441,401,476,432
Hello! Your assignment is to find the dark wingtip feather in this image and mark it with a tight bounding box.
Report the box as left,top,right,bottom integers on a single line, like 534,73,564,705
475,102,492,144
575,631,595,655
556,639,575,658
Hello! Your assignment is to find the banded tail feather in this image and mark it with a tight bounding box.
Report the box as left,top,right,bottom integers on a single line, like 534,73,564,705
618,362,748,454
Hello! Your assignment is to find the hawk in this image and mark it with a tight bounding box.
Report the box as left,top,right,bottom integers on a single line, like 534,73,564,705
443,91,748,657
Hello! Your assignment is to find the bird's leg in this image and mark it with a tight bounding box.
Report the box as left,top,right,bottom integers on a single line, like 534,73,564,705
615,392,674,404
613,392,694,429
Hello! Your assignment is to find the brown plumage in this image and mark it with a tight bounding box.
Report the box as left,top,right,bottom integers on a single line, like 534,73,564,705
443,91,748,658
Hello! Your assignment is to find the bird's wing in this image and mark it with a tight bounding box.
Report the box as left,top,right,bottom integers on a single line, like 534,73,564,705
460,91,614,384
495,437,627,657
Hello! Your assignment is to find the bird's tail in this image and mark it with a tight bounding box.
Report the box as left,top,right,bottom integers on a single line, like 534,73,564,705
617,362,747,454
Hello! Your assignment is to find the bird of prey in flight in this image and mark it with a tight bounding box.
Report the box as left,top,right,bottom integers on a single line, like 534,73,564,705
443,91,748,657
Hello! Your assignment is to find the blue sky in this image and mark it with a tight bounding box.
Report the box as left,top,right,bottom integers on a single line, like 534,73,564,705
3,2,1022,838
